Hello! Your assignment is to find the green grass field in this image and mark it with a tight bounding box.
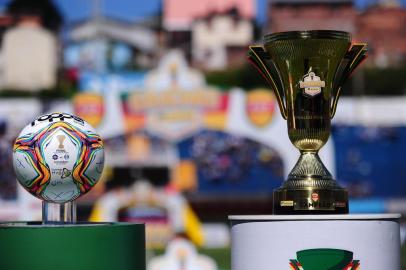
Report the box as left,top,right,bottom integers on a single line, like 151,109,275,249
152,245,406,270
198,248,230,270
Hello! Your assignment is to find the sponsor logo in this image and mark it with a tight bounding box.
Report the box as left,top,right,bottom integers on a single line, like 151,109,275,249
61,168,71,178
96,160,103,174
299,72,325,97
311,192,319,202
335,201,347,208
290,249,360,270
121,52,228,141
57,135,66,149
299,200,332,209
52,134,71,165
73,93,105,127
31,113,84,126
280,200,294,207
51,168,71,177
246,89,276,128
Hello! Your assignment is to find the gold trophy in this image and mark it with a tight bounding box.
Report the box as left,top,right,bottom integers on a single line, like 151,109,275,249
248,30,367,214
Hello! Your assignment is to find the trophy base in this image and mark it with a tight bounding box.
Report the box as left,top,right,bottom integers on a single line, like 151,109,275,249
273,188,348,214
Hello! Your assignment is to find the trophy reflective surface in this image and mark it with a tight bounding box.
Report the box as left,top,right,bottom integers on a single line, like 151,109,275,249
248,30,367,214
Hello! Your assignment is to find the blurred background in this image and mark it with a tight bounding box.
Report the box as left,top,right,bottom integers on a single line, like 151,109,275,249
0,0,405,269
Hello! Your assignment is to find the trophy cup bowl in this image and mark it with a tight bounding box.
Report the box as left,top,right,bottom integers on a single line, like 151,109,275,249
248,30,367,214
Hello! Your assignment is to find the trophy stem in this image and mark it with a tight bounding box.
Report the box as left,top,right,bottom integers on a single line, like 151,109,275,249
42,201,77,224
287,151,334,184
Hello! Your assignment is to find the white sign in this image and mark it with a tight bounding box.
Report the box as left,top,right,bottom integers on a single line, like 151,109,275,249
230,214,401,270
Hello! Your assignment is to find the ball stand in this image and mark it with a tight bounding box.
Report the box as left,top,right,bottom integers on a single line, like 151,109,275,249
0,202,146,270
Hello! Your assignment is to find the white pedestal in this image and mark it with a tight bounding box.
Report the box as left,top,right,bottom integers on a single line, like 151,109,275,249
229,214,401,270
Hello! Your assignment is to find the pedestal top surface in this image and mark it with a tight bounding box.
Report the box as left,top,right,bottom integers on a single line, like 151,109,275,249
228,213,401,221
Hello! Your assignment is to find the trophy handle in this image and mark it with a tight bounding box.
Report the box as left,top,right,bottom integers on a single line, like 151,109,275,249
330,43,367,118
248,46,287,119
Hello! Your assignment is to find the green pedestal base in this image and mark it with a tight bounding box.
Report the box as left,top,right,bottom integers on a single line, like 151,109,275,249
0,222,145,270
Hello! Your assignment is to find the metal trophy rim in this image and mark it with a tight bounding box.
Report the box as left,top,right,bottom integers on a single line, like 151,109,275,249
264,30,351,43
228,213,402,221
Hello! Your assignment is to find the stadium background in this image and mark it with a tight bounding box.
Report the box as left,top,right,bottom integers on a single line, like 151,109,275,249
0,0,405,269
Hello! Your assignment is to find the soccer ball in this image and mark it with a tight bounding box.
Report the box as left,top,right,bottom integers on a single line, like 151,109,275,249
13,112,105,203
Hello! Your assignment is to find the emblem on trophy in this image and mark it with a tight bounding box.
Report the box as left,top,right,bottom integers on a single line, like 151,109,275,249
299,71,325,97
248,30,367,214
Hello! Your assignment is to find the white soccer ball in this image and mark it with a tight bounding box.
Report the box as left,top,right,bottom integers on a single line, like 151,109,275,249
13,112,105,203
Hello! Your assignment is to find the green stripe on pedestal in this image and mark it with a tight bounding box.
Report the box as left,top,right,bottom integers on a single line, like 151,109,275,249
0,222,145,270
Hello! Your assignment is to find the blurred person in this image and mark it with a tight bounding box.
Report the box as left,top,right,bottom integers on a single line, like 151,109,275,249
2,14,57,91
148,237,217,270
89,180,204,246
